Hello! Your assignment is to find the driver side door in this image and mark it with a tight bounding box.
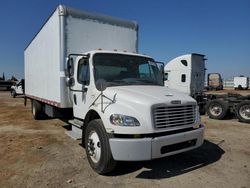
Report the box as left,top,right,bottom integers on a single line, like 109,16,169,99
72,58,91,119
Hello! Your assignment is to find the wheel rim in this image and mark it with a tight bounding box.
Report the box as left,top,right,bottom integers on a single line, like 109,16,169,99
209,103,223,117
87,130,101,163
239,105,250,120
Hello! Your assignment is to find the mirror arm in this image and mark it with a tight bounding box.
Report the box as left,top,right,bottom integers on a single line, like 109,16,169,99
69,86,87,92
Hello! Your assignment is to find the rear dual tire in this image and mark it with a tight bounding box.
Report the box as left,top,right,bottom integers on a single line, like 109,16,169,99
236,101,250,123
31,100,44,120
206,99,228,120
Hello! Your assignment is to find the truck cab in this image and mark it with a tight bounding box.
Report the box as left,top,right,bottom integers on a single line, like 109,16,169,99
66,50,204,174
10,79,24,98
164,54,206,96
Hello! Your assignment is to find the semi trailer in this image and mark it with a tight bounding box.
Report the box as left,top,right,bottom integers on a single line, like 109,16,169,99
234,76,249,90
25,5,204,174
164,54,250,123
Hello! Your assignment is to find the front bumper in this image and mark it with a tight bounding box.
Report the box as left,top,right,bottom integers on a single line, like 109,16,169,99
109,124,204,161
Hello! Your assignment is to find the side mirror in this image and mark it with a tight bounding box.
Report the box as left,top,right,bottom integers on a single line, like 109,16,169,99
66,57,74,77
96,79,107,91
66,77,75,87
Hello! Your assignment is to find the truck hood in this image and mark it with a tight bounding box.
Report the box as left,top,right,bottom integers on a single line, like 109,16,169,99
96,85,197,135
104,85,196,106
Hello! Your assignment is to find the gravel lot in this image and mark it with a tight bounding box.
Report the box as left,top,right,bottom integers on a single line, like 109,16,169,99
0,91,249,188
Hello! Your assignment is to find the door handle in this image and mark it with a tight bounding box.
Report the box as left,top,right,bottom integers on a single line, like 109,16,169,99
73,94,77,105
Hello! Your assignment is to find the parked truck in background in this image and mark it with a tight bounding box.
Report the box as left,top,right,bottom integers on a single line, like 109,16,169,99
164,54,207,114
164,54,250,123
24,5,204,174
0,80,13,90
234,76,249,90
0,76,14,90
207,73,223,90
10,79,25,98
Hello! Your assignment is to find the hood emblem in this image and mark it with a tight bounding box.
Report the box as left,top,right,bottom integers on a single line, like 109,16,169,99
171,100,181,104
165,93,173,96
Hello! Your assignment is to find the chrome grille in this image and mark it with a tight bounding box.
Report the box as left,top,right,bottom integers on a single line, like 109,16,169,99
153,105,196,129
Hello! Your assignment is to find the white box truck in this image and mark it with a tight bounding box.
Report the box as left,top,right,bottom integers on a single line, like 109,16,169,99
234,76,249,90
25,5,204,174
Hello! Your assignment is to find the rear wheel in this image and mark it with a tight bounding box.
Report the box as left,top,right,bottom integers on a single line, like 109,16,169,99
31,100,43,120
236,101,250,123
206,99,228,120
85,119,116,174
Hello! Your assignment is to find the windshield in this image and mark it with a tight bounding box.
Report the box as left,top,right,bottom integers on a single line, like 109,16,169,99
93,53,163,87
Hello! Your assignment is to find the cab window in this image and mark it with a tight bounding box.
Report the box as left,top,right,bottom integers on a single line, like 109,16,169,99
78,59,90,85
181,74,186,82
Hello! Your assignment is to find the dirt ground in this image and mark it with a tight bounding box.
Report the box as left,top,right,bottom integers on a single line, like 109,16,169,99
205,88,250,96
0,91,249,188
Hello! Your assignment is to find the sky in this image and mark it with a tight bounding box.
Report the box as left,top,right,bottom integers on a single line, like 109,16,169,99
0,0,249,79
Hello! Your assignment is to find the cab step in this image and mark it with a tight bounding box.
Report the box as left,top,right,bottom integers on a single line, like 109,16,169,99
65,119,84,140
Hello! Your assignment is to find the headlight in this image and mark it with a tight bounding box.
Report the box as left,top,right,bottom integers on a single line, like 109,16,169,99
193,105,201,129
110,114,140,126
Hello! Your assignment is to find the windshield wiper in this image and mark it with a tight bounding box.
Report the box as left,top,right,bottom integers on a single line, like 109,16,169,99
135,79,156,84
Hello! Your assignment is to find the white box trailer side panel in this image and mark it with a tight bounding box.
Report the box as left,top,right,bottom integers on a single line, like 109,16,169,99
25,9,64,107
65,16,138,55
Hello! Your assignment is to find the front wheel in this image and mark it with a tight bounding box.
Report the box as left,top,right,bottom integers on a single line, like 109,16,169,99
11,90,16,98
85,119,116,174
236,101,250,123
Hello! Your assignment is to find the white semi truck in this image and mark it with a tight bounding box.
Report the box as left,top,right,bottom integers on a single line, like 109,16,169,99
164,54,250,123
25,5,204,174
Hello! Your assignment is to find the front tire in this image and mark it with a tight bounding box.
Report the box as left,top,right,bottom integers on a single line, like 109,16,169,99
236,101,250,123
11,90,16,98
85,119,116,174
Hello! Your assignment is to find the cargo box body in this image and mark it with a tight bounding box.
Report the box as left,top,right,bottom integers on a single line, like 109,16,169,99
25,5,138,108
234,76,249,89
